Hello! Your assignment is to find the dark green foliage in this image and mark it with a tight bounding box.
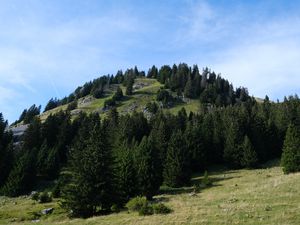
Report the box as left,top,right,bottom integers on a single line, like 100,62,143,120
145,102,158,114
115,141,137,203
92,87,104,99
61,117,116,218
135,136,161,200
113,87,124,101
223,120,243,168
138,204,154,216
126,76,134,95
0,114,14,187
31,192,40,201
13,104,41,125
104,98,116,108
44,98,60,112
152,203,172,214
1,150,37,196
241,136,258,168
202,171,213,187
164,130,191,187
67,100,77,111
157,89,173,106
38,192,52,203
281,124,300,174
126,196,148,212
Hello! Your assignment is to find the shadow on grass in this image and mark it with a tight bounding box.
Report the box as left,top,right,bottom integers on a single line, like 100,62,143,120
159,168,239,196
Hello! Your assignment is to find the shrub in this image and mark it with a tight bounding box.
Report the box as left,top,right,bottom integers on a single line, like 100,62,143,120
104,98,116,108
152,203,172,214
111,204,120,213
202,171,213,187
67,101,77,111
38,192,52,203
138,204,153,216
31,192,40,201
51,182,61,198
126,196,147,212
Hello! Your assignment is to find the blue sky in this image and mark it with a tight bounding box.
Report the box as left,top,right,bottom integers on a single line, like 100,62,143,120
1,0,300,123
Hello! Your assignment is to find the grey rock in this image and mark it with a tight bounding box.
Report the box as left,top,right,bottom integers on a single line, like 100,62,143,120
41,208,54,215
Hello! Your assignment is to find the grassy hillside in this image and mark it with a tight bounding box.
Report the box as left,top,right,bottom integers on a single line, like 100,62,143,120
38,78,202,121
1,161,299,225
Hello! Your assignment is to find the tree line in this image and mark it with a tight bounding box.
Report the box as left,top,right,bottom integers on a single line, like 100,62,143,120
41,63,249,115
1,93,300,217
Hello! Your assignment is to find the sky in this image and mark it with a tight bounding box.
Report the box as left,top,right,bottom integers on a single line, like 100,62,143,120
1,0,300,123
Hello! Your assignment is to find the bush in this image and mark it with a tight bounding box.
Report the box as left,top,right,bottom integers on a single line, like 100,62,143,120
126,196,147,212
138,204,153,216
104,98,116,108
67,101,77,111
152,203,172,214
93,88,103,99
202,171,213,187
31,192,40,201
111,204,120,213
51,182,61,198
38,192,52,203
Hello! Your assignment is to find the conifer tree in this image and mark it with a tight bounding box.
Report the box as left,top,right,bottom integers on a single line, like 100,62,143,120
163,130,191,187
1,149,37,196
223,120,243,168
115,141,137,203
135,136,161,200
62,118,116,217
281,124,300,174
241,135,258,168
126,76,134,95
184,74,195,98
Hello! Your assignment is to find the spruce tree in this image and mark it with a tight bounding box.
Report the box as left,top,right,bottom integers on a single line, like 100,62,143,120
163,130,191,187
223,120,243,168
281,124,300,174
62,119,116,217
135,136,161,200
126,76,134,95
115,141,137,203
241,135,258,168
184,75,194,98
1,149,37,196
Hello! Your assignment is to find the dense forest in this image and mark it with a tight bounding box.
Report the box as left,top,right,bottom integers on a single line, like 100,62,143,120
1,63,300,218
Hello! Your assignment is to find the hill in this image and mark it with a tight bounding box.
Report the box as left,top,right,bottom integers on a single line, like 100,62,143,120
0,161,299,225
38,78,205,122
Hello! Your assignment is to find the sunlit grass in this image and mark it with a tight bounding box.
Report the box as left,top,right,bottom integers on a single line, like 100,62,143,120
1,161,299,225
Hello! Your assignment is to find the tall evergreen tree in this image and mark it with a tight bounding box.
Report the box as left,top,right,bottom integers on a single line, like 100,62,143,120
135,136,161,200
115,141,137,203
281,124,300,174
62,118,116,217
126,76,134,95
163,130,191,187
241,135,258,168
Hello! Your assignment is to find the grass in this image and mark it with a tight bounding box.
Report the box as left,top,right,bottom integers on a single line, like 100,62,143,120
37,78,203,121
1,160,300,225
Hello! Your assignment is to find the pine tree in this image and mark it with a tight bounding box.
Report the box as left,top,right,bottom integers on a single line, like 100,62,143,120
115,141,137,203
281,124,300,174
135,136,161,200
113,87,124,101
163,130,191,187
184,75,194,98
126,76,134,95
1,149,37,196
61,120,116,217
223,120,243,168
241,135,258,168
